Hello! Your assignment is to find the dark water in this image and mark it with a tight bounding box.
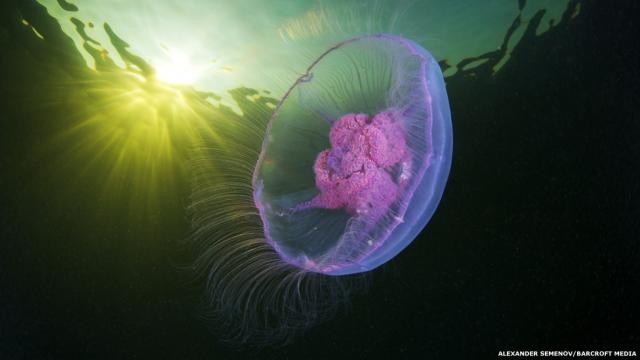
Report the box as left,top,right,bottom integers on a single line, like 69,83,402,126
1,0,639,358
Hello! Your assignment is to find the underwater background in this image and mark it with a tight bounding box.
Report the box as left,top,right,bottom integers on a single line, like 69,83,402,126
1,0,639,358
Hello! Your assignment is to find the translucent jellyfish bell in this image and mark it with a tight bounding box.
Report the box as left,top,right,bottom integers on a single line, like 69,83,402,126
253,34,453,275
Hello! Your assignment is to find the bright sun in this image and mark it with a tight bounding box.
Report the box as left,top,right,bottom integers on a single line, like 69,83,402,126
155,47,205,85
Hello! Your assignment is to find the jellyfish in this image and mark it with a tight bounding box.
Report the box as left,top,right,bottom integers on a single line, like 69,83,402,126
189,34,452,345
253,34,452,275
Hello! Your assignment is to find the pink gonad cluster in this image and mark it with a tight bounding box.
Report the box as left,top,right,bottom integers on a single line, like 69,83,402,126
294,110,412,220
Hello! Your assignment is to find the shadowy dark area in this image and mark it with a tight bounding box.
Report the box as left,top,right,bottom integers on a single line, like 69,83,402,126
0,0,638,358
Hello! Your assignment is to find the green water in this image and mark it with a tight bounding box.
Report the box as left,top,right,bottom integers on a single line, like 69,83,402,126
36,0,571,110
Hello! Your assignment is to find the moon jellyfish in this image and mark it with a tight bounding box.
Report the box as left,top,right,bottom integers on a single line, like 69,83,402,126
253,34,452,275
190,33,452,345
